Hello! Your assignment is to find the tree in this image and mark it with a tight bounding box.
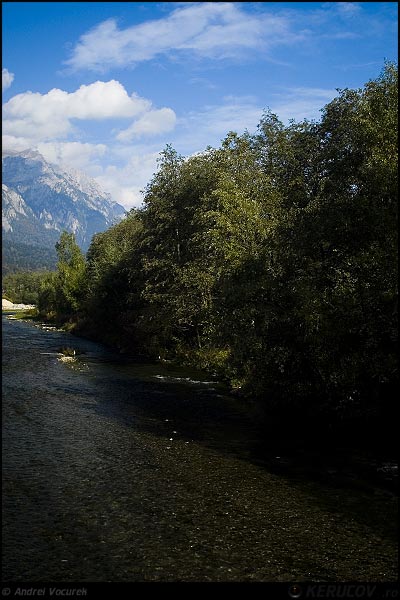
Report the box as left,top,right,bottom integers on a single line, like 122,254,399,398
51,231,87,318
138,145,220,356
82,210,145,349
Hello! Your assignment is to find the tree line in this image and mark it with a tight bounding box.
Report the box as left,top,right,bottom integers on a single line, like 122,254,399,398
27,63,398,431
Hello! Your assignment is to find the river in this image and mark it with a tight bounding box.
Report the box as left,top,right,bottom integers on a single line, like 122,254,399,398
2,315,397,582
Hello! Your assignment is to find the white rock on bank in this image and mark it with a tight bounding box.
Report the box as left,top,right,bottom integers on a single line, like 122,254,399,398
2,298,36,310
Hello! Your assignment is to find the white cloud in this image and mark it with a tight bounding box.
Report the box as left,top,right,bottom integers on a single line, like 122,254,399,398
116,108,177,141
36,141,107,171
2,80,175,144
65,3,303,72
2,68,14,91
93,151,161,209
2,134,32,154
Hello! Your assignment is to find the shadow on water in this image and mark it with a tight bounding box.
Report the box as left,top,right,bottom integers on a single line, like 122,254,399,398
71,352,397,545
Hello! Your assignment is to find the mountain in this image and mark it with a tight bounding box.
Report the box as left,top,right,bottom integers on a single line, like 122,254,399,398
2,150,126,271
3,183,59,246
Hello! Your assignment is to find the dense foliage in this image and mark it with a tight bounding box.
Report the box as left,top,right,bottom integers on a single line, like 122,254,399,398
35,232,87,322
2,269,53,304
2,240,57,274
37,64,397,430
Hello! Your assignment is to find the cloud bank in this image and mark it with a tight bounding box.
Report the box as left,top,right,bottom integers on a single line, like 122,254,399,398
2,80,176,145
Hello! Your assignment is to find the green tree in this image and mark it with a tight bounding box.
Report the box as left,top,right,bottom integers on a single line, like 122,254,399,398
139,145,220,356
2,270,53,304
55,231,86,318
248,63,398,425
82,210,144,349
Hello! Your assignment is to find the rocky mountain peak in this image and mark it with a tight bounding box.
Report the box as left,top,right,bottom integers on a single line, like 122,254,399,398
2,150,126,268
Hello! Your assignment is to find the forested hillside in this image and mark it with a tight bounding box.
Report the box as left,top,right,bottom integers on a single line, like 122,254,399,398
2,240,57,275
36,63,398,433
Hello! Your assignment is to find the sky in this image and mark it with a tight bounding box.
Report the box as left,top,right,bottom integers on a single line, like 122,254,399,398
2,2,398,210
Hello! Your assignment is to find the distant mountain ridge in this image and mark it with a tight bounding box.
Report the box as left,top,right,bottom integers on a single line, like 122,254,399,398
2,149,126,249
2,149,126,271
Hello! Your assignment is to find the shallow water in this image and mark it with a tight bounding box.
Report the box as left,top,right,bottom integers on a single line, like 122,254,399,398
2,316,397,582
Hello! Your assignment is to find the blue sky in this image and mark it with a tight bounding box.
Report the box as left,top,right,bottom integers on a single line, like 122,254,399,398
2,2,398,209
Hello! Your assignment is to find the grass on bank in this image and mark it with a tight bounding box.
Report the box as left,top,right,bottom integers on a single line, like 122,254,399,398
2,307,39,320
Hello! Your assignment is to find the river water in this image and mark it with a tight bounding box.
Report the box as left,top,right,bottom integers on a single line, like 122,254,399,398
2,315,397,582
